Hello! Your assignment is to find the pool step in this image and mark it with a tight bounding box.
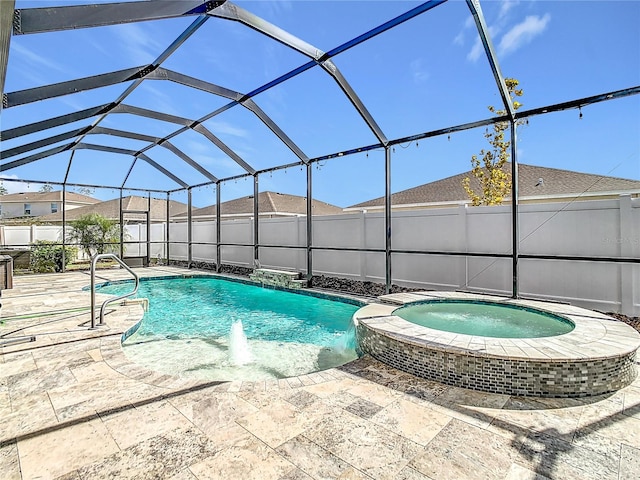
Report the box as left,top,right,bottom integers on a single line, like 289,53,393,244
378,292,436,305
122,297,149,311
249,268,307,289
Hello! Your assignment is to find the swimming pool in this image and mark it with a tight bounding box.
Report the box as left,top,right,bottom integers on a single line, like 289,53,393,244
98,276,362,381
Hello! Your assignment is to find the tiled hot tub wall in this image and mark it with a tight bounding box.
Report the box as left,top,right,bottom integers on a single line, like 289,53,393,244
356,323,638,398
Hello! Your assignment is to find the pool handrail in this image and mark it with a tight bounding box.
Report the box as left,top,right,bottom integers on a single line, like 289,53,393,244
90,253,140,329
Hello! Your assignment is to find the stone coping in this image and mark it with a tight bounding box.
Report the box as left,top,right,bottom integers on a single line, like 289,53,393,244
252,268,301,277
354,291,640,362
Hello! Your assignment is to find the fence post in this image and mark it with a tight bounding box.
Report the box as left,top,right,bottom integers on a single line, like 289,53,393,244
619,195,634,314
359,210,367,281
253,175,259,268
62,186,66,272
458,204,468,289
166,191,170,264
216,182,221,272
296,215,304,271
306,163,313,285
119,189,124,260
510,121,519,298
187,188,192,268
384,146,392,294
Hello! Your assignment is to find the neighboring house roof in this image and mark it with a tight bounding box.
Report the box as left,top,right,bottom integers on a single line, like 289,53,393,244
35,196,188,223
179,191,343,220
0,190,100,204
347,163,640,210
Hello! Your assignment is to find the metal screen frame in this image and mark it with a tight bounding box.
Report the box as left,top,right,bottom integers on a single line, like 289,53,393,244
1,0,638,298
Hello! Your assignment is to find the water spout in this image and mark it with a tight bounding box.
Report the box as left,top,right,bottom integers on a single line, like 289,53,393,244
228,320,253,365
331,319,358,354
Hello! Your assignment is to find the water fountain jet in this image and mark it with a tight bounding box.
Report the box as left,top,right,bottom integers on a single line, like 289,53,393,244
228,320,253,366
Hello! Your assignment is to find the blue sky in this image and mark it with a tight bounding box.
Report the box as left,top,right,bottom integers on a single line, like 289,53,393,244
1,0,639,208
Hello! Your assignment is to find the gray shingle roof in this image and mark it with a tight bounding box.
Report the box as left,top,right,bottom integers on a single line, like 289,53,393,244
184,191,343,218
35,196,188,223
348,164,640,208
0,190,100,204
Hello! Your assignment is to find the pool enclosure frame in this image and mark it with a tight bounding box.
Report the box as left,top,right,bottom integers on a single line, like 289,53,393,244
1,0,639,298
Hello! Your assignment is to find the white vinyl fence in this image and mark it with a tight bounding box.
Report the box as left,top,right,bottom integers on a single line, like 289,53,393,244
2,196,638,315
2,225,61,245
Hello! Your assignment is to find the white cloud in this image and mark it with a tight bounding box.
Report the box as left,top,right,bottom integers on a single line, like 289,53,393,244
498,14,551,56
114,23,163,65
464,15,476,29
410,59,430,84
460,19,501,64
206,120,249,138
461,1,548,63
0,174,19,180
261,0,294,18
498,0,520,21
211,156,246,175
0,175,46,194
9,69,47,89
138,83,180,117
56,95,89,111
184,139,210,155
467,37,484,63
453,31,465,47
88,38,112,59
179,140,245,175
453,14,476,47
262,43,283,81
10,43,67,73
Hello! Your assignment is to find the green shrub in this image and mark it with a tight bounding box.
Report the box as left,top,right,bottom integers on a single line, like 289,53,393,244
30,241,77,273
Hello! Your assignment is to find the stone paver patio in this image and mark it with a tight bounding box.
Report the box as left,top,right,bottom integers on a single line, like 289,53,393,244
1,267,639,479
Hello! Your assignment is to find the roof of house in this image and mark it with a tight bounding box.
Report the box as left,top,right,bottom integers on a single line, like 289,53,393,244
184,191,344,218
35,196,188,222
348,163,640,209
0,190,100,204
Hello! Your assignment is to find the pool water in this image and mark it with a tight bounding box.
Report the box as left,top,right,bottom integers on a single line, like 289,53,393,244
99,277,360,381
394,300,574,338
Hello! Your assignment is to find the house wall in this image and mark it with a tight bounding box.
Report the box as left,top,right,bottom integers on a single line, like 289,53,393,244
1,201,56,218
0,201,84,219
1,196,638,315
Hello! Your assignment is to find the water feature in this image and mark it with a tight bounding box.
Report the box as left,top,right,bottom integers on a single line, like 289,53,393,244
228,320,253,366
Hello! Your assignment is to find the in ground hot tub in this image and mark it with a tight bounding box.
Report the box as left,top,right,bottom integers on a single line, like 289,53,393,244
354,292,640,398
393,299,575,338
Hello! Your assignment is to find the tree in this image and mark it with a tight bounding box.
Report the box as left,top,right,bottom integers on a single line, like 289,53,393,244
39,183,54,193
66,213,120,259
0,184,7,195
75,186,95,197
462,78,524,206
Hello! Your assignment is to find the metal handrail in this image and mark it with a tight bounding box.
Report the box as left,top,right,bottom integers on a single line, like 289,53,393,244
90,253,140,329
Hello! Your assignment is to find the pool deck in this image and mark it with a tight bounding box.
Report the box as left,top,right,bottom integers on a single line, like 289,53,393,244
1,267,640,479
